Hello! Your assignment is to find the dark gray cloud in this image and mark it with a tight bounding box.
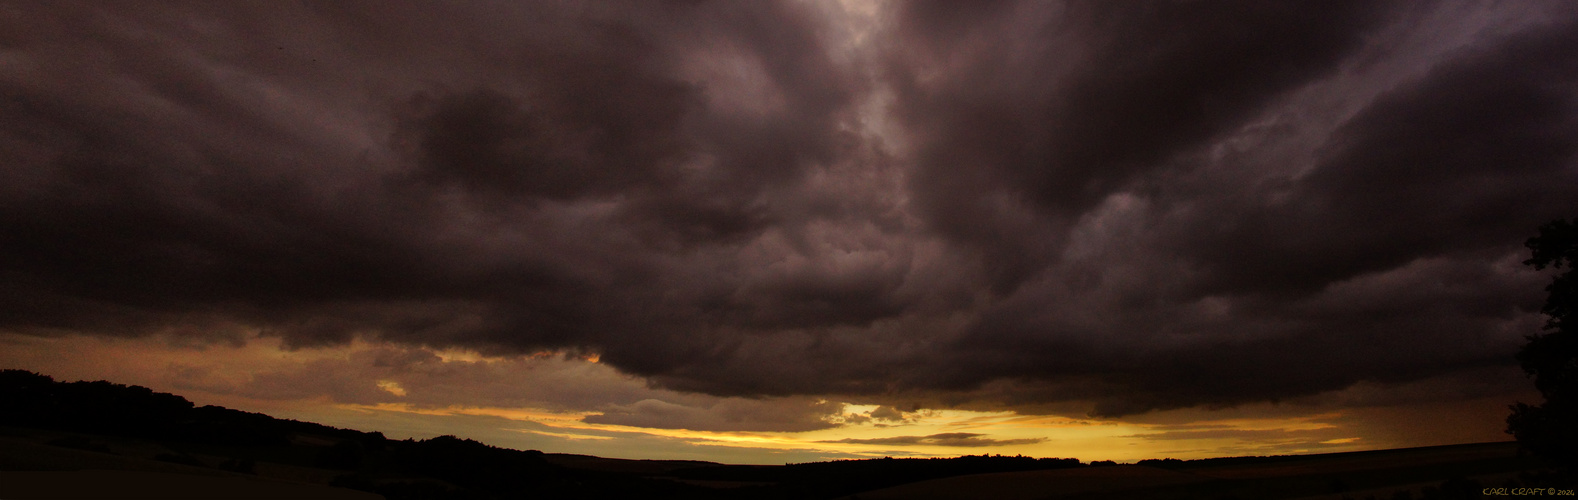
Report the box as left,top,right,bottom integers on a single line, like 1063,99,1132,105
2,0,1575,424
821,432,1044,448
1167,15,1578,297
887,0,1399,294
899,2,1578,416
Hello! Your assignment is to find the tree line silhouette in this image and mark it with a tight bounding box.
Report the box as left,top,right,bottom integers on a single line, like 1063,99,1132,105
1507,217,1578,473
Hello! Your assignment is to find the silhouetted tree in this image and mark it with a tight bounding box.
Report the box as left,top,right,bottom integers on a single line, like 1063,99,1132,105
1507,218,1578,468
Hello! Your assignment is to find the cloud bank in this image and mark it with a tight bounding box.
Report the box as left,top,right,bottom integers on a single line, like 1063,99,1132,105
2,1,1575,420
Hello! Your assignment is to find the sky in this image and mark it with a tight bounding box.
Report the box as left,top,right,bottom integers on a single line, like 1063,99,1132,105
1,0,1576,464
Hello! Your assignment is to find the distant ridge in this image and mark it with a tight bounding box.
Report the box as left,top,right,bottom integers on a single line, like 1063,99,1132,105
0,369,710,499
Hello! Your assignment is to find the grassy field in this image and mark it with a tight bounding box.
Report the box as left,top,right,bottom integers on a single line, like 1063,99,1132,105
846,442,1552,500
843,464,1208,500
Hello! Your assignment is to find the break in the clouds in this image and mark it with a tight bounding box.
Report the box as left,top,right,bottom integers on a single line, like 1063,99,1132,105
2,0,1576,424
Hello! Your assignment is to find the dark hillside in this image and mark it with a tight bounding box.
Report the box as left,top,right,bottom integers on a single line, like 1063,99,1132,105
0,369,718,499
669,455,1084,498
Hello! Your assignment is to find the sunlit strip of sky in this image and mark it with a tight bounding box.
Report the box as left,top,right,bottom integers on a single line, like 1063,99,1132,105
0,332,1520,464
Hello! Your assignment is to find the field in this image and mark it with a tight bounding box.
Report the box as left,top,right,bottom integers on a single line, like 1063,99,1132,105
843,464,1209,500
847,442,1548,500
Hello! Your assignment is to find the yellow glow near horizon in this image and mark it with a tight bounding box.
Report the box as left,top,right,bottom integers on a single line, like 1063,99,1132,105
0,331,1518,464
334,401,1357,462
513,429,615,441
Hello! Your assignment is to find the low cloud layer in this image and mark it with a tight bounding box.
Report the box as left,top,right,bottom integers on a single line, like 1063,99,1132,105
2,1,1575,422
823,433,1045,448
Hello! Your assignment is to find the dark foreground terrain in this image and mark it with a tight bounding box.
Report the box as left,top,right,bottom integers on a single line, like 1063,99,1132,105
0,369,1569,499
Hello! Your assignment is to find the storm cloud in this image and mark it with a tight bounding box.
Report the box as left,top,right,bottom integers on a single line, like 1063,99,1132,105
2,0,1575,422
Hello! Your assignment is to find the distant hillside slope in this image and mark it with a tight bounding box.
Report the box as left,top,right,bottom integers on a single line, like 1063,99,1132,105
0,369,385,448
0,369,716,499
